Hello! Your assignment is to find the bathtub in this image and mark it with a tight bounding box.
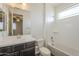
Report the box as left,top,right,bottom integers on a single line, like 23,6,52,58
47,43,70,56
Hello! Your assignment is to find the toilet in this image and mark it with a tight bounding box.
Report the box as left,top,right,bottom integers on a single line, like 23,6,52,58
36,39,51,56
39,47,51,56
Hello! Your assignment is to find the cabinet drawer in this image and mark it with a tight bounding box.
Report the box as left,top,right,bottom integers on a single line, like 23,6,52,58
13,44,24,52
8,51,20,56
24,41,35,48
0,46,13,53
21,47,35,56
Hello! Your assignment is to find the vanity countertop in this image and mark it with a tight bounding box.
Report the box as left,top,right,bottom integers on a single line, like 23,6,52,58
0,35,36,47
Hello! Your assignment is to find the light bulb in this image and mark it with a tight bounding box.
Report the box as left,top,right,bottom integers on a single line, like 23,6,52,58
17,19,20,22
22,3,26,6
22,3,27,10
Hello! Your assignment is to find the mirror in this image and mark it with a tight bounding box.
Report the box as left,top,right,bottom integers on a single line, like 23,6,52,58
8,5,31,36
8,11,23,36
0,10,5,31
0,4,31,37
0,8,7,37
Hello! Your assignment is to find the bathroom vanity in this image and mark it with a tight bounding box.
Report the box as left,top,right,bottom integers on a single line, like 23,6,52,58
0,35,36,56
0,41,35,56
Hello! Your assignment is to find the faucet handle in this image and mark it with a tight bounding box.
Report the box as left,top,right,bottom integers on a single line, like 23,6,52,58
17,35,21,39
51,36,53,39
51,36,54,42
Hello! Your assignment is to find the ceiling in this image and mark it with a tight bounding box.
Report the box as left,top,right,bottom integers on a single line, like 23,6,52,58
6,3,78,11
51,3,76,7
6,3,30,11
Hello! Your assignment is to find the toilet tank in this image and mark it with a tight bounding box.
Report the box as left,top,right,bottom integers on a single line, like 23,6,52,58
37,39,44,48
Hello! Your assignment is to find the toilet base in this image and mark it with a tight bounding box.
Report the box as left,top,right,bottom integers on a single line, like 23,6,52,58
39,47,51,56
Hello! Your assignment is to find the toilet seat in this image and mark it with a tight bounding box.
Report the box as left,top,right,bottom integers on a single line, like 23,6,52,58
39,47,51,56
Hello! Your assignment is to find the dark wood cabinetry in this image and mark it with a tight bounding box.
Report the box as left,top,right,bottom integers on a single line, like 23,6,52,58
21,47,35,56
13,44,24,52
0,41,35,56
0,46,13,53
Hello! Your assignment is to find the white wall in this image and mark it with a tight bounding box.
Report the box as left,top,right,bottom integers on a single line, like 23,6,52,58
44,4,55,45
30,3,44,39
23,11,31,35
54,4,79,55
56,3,76,13
23,12,31,34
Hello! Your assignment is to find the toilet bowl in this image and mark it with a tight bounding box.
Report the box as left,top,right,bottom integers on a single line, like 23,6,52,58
36,39,51,56
39,47,51,56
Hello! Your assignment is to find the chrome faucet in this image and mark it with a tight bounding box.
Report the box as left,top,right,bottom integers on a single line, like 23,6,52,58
17,35,21,39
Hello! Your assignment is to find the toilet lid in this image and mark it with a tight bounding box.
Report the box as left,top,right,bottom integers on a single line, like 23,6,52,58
40,47,50,54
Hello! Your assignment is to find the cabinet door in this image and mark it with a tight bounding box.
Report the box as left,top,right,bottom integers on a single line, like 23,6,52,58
0,53,10,56
0,46,13,53
21,47,35,56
